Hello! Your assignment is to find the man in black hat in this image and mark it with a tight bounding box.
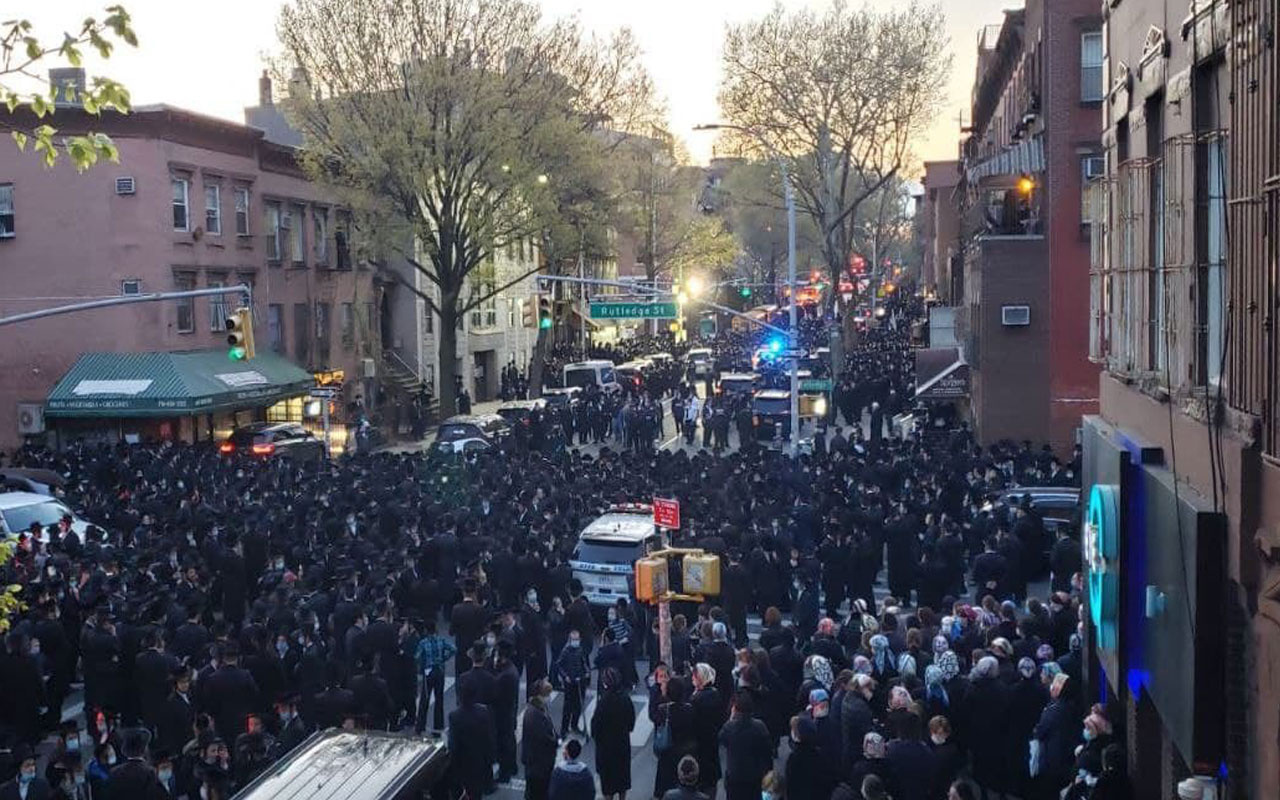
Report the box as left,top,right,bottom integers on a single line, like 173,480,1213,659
156,665,195,757
134,629,178,736
107,728,167,800
0,745,51,800
450,578,488,676
201,642,259,744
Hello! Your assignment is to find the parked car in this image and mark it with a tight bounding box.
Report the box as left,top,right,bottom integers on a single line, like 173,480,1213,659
615,359,654,391
562,360,622,395
0,467,66,496
541,386,584,410
219,423,326,462
686,348,715,379
434,414,511,454
0,492,92,542
496,399,547,428
717,373,759,397
751,389,792,441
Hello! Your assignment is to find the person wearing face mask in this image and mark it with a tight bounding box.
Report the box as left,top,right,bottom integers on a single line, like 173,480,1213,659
108,728,169,800
1030,674,1077,800
86,743,115,800
555,630,591,739
0,749,51,800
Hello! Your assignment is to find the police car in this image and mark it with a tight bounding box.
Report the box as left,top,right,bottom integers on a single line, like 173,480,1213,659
570,504,665,607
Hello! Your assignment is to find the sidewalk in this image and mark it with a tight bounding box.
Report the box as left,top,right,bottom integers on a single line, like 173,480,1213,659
377,399,507,454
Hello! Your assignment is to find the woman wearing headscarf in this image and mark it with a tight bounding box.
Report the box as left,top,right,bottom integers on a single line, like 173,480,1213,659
848,731,894,796
785,715,838,800
797,654,833,711
923,665,953,727
962,655,1011,796
689,663,725,794
651,675,696,800
1007,657,1049,798
1030,673,1078,800
869,634,898,683
590,668,636,800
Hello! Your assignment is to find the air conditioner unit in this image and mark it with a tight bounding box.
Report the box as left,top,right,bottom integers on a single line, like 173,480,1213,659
1001,305,1031,326
16,403,45,435
115,176,136,195
121,279,142,296
361,357,377,378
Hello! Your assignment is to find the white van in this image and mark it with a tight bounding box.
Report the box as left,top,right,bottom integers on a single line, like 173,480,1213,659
562,360,621,395
570,504,664,607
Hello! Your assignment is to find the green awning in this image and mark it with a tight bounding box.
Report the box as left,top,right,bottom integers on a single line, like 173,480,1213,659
46,350,314,418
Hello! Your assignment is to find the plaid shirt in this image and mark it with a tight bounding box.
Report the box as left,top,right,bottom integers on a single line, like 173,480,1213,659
415,635,457,673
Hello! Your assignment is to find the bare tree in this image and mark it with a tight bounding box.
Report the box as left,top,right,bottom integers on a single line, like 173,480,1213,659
719,0,949,318
274,0,656,415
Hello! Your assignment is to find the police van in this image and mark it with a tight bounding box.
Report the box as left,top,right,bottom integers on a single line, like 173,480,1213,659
570,504,664,607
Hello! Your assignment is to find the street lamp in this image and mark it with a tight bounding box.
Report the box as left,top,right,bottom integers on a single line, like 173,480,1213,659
694,122,799,453
686,275,706,297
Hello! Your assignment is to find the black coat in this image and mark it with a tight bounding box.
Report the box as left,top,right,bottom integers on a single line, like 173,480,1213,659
689,686,725,784
590,688,636,794
0,777,51,800
0,651,45,741
134,649,178,728
887,739,937,800
786,739,837,800
108,759,169,800
718,715,772,787
963,676,1011,788
156,690,196,755
521,702,558,778
449,599,488,653
840,692,875,767
448,703,496,794
202,664,259,742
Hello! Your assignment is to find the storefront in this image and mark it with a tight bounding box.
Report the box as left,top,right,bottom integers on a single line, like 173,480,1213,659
1080,415,1227,789
44,350,313,447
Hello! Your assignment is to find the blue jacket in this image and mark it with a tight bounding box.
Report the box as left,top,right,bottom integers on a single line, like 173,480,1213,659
549,760,596,800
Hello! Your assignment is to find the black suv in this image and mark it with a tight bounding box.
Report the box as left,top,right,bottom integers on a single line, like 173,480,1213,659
220,423,326,462
751,389,792,441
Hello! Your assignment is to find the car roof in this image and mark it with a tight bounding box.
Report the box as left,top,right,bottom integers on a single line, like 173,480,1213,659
754,389,791,400
645,352,673,360
565,360,614,368
0,491,62,510
581,512,657,541
688,348,713,355
719,373,758,381
498,400,545,410
617,360,650,370
441,414,506,425
997,487,1081,501
542,386,581,395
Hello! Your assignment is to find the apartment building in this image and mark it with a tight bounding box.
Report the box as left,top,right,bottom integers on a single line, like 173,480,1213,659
1081,1,1279,797
0,73,380,449
951,0,1102,454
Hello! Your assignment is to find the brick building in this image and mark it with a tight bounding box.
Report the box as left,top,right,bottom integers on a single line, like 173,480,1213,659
0,72,381,450
950,0,1102,453
919,159,961,302
1081,0,1280,797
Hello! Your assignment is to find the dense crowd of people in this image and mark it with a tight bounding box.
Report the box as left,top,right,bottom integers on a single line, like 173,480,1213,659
0,295,1128,800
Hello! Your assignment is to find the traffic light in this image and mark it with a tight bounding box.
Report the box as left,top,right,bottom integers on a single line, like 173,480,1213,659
537,295,553,329
522,294,538,328
225,307,256,361
1017,175,1035,196
740,286,752,298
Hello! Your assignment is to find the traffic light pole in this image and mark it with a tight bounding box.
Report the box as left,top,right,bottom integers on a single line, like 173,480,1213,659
0,285,253,328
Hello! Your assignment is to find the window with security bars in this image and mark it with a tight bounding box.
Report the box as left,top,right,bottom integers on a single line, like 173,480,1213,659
0,183,14,237
208,275,229,332
469,269,497,329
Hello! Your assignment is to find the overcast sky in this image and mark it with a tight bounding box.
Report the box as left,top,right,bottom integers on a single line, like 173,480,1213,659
19,0,1011,172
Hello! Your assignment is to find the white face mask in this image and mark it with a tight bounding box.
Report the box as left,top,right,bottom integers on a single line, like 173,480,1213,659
931,734,946,746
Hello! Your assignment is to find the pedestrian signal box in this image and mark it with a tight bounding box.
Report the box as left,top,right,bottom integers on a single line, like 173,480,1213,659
682,553,721,596
634,557,668,602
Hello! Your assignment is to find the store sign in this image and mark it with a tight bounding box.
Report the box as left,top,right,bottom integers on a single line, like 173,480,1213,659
1086,484,1120,651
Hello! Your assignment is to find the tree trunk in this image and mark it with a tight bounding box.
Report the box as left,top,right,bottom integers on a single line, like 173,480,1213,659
438,299,460,418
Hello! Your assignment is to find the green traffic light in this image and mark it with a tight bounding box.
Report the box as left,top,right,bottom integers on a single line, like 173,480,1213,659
539,317,553,329
740,286,752,297
229,346,246,361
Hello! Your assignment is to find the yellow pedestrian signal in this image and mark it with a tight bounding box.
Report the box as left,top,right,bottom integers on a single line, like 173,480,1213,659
226,307,256,360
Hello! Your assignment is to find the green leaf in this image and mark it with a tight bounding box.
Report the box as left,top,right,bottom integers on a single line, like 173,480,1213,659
29,94,48,118
4,92,18,113
11,130,27,150
23,35,40,61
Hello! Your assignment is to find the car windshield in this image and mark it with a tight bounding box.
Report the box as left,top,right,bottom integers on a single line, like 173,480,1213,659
229,428,268,445
480,419,508,435
754,397,790,415
437,424,477,441
2,499,70,533
600,367,616,384
721,378,754,392
573,538,645,564
564,369,596,389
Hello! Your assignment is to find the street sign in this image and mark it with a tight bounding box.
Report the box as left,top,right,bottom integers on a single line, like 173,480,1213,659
653,496,680,529
590,301,679,320
799,378,833,393
309,387,338,398
781,348,808,359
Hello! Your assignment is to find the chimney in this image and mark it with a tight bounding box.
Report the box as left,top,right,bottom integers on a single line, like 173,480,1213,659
287,67,311,100
258,70,273,107
49,68,86,108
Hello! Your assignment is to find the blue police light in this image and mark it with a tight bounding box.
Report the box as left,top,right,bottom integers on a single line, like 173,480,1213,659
768,338,783,354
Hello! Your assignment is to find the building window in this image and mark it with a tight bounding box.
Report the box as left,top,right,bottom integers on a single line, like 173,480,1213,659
234,187,250,236
423,300,434,334
266,202,282,261
1081,155,1105,224
290,204,306,264
121,279,142,295
469,270,497,329
1081,32,1104,102
335,211,352,269
208,274,229,332
174,271,196,333
267,303,285,353
0,183,13,237
315,301,330,340
341,302,355,345
172,177,190,231
293,302,311,364
1204,136,1226,385
314,210,328,263
204,184,221,235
